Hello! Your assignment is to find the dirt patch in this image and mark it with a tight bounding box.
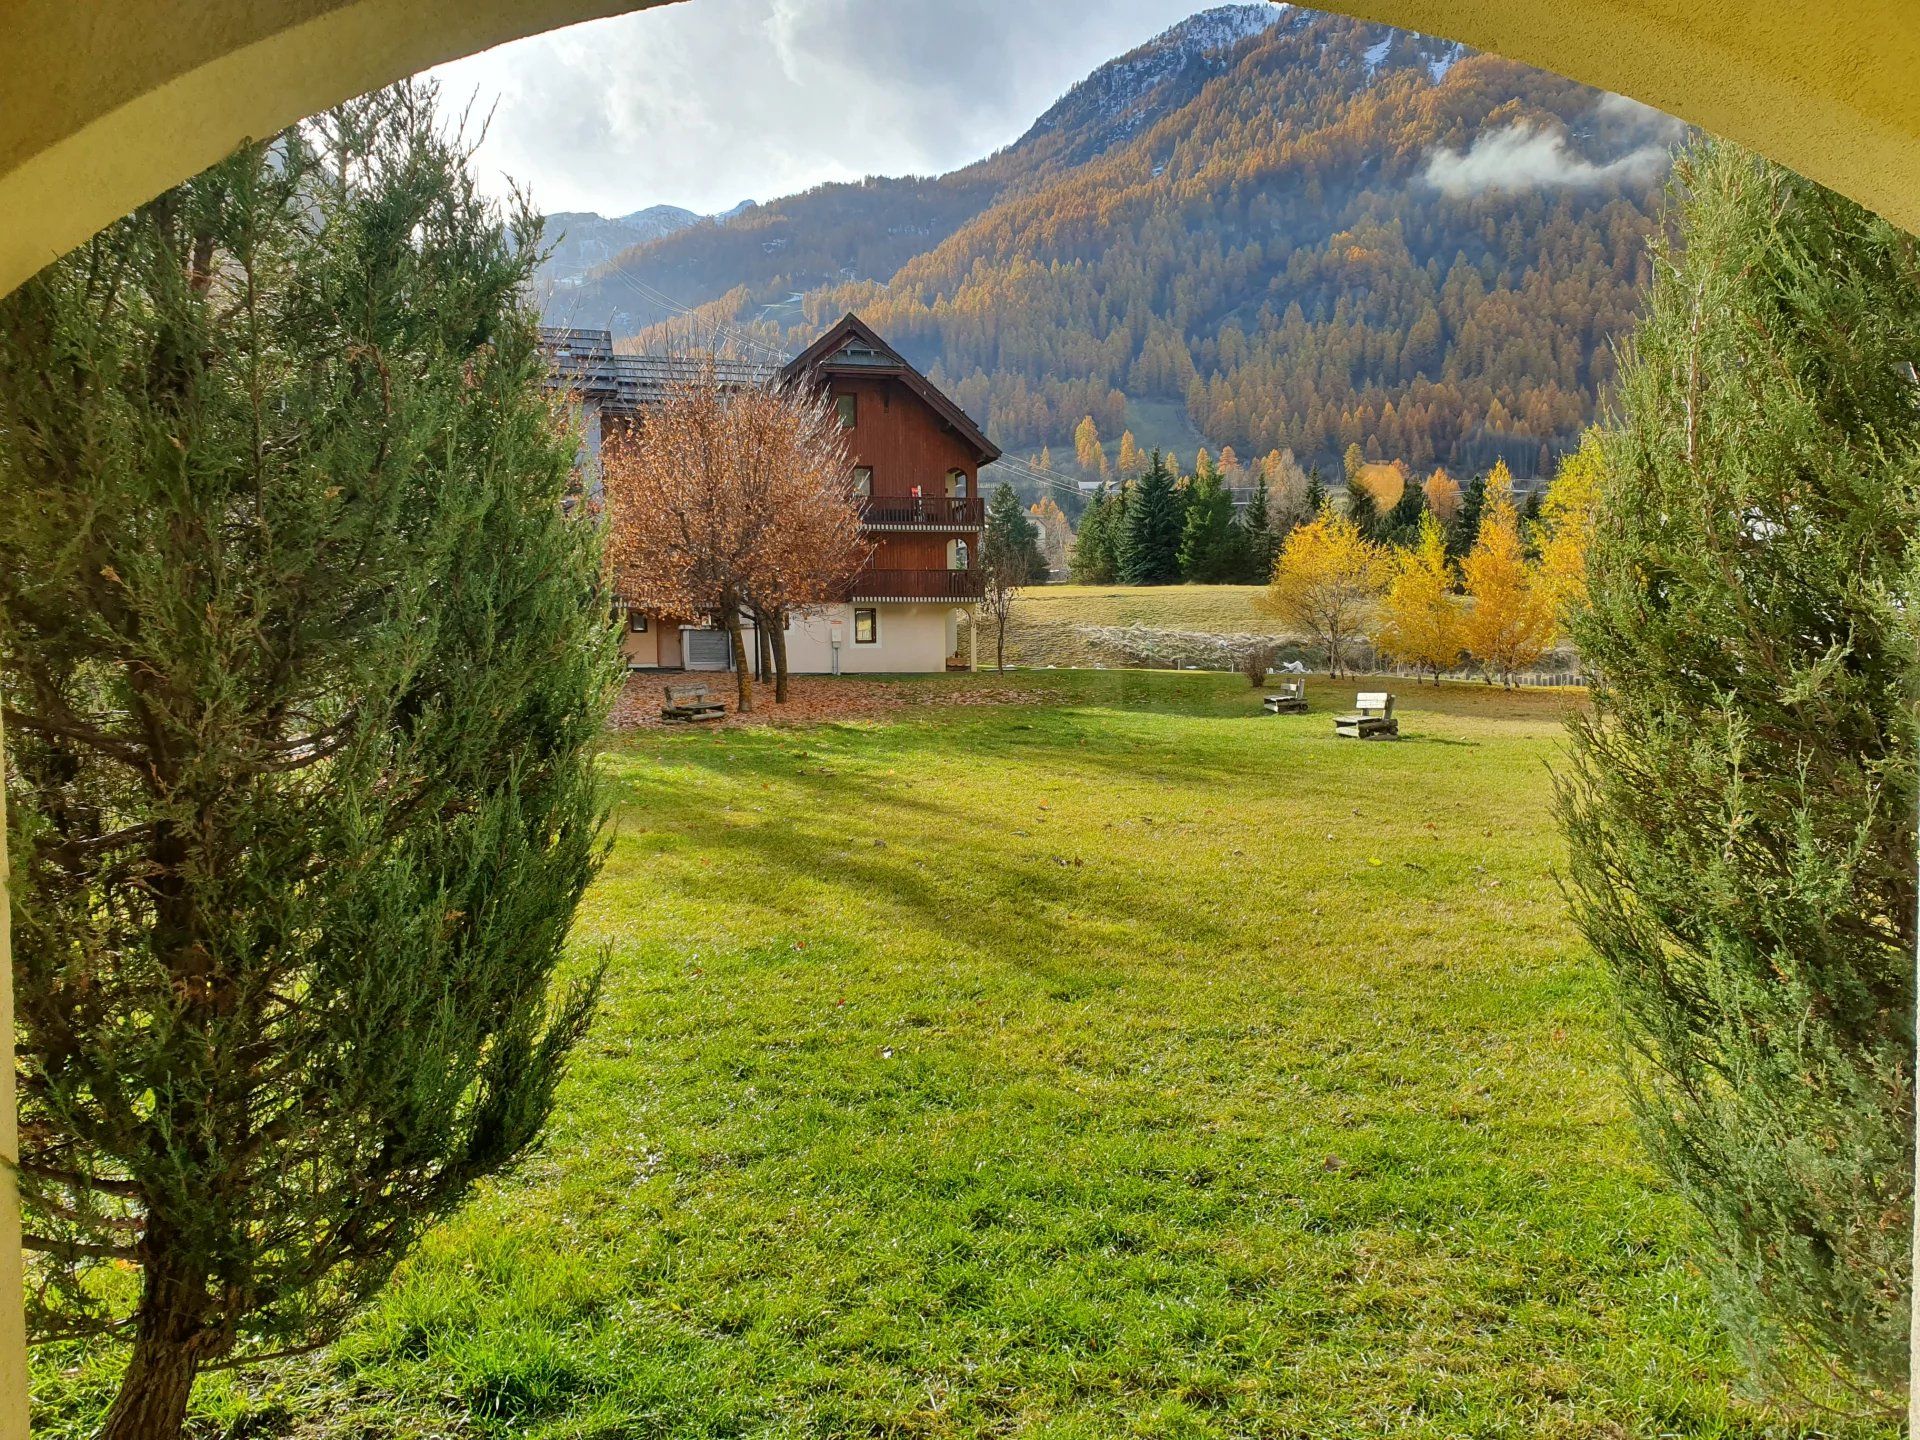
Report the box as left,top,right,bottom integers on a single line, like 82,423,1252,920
609,670,1051,731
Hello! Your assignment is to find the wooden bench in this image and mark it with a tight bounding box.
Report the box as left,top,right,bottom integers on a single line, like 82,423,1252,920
661,682,725,723
1334,690,1398,740
1262,680,1307,714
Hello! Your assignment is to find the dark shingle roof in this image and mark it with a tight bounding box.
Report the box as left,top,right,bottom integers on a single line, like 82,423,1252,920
539,327,775,416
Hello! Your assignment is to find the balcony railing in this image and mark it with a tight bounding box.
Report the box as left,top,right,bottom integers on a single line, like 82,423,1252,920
850,567,985,602
858,495,983,530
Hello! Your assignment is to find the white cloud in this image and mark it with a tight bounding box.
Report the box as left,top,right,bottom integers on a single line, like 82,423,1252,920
1423,119,1670,198
427,0,1211,217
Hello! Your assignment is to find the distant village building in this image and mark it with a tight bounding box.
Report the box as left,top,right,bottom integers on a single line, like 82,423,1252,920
543,313,997,674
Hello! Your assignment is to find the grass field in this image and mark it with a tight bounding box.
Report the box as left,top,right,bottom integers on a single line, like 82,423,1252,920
31,672,1894,1439
976,585,1272,667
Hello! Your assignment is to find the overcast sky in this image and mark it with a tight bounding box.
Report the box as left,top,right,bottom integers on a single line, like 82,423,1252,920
427,0,1215,218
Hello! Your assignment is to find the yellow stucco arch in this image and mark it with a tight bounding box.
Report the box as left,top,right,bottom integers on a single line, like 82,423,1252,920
3,0,1920,301
4,2,1920,1437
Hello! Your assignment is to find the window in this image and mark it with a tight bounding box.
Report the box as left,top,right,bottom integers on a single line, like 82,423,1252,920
951,539,970,570
948,469,969,498
853,607,878,645
836,394,857,430
627,609,648,633
853,466,872,497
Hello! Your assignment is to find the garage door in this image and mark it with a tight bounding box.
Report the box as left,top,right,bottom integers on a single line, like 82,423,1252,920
684,628,731,671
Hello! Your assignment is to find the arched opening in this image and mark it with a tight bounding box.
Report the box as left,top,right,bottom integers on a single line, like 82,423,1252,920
3,5,1916,1438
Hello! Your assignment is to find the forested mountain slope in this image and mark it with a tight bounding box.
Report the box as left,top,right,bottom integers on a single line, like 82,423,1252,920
566,6,1678,478
551,6,1280,336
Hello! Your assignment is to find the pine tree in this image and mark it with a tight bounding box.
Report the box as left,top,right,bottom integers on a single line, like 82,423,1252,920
980,481,1042,670
1238,472,1278,583
1304,466,1329,515
985,480,1046,586
1178,459,1239,582
0,85,615,1440
1068,493,1120,583
1344,476,1381,539
1376,477,1427,548
1117,428,1147,477
1118,451,1184,585
1448,471,1487,559
1560,143,1918,1411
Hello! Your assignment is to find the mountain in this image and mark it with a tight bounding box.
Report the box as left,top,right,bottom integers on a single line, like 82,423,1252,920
552,6,1287,335
556,5,1677,481
536,206,700,288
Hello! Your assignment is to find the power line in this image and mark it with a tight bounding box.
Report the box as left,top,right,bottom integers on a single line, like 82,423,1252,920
609,270,791,366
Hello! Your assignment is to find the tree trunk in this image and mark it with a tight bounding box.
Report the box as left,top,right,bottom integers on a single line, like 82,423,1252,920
726,611,753,713
995,611,1007,673
98,1327,202,1440
770,616,790,704
755,618,772,684
98,1250,216,1440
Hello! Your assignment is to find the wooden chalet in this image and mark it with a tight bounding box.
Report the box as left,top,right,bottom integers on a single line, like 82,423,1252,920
542,313,999,674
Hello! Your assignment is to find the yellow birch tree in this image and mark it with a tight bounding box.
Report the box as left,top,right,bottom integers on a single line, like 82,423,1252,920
1257,508,1388,676
1373,511,1463,683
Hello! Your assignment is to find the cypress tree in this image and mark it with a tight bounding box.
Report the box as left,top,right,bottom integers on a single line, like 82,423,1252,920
0,86,617,1440
1559,143,1918,1412
1118,451,1184,585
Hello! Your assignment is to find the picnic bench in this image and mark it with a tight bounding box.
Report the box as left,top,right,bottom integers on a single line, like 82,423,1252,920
661,682,725,724
1334,690,1398,740
1262,680,1307,714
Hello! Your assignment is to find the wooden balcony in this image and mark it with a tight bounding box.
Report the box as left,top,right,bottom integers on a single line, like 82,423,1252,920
850,567,985,603
858,495,983,531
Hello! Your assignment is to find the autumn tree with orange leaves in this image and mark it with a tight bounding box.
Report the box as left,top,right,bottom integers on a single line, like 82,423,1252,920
1373,511,1463,683
1257,507,1388,676
1459,470,1554,686
604,361,869,712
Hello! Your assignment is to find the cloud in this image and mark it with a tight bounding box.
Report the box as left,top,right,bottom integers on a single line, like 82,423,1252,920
1423,119,1671,198
427,0,1209,217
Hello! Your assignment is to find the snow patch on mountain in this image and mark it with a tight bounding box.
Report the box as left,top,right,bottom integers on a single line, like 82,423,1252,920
1023,5,1286,155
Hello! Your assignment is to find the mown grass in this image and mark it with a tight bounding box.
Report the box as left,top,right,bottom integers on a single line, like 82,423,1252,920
978,585,1271,667
32,671,1895,1439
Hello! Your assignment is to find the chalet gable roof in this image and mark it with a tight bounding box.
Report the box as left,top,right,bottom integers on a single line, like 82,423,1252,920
781,312,1002,466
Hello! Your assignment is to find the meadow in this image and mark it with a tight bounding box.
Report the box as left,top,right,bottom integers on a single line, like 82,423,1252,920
33,672,1895,1439
974,585,1271,668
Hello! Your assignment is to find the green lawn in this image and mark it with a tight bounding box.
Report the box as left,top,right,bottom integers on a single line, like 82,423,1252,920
32,672,1892,1439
